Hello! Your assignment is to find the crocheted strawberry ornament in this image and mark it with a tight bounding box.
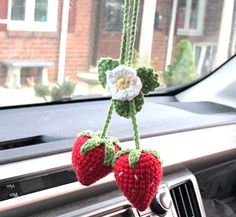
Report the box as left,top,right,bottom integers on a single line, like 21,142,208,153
72,131,120,186
113,149,162,211
71,0,163,211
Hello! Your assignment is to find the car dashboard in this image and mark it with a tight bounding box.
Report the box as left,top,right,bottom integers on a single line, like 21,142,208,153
0,97,236,217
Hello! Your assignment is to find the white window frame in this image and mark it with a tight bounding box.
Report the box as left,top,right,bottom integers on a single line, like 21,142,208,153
7,0,58,32
193,43,216,75
177,0,206,36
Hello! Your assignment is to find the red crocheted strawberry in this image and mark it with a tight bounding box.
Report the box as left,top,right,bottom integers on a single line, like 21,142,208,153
72,131,120,186
113,149,162,211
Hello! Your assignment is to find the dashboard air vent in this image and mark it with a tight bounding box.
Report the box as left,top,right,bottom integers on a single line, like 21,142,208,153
170,180,201,217
0,136,45,150
0,170,76,202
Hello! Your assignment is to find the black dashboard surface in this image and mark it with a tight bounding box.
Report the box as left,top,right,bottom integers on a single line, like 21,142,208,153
0,97,236,164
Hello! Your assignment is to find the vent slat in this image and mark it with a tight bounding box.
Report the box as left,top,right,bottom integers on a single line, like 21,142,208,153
170,190,181,217
178,186,188,217
184,184,195,217
170,180,201,217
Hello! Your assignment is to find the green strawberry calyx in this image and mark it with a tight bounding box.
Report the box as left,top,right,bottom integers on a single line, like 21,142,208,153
78,131,121,166
78,130,95,138
112,148,163,168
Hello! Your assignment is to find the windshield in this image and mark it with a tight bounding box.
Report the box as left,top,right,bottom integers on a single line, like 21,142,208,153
0,0,235,107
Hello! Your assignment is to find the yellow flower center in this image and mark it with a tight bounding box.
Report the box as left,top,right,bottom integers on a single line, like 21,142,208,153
116,77,130,90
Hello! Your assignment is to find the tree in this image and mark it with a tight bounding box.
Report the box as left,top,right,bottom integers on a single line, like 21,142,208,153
163,39,197,87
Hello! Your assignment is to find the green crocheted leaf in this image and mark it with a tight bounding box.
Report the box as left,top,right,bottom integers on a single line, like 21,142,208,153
97,58,120,88
95,132,121,148
109,136,122,148
113,92,144,118
80,137,99,155
103,141,115,166
112,149,132,166
129,149,142,168
143,149,163,165
135,92,144,113
80,133,121,166
137,67,159,94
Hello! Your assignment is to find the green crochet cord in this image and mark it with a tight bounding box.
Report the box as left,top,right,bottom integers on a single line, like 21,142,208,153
128,0,140,66
101,101,114,137
131,99,141,150
120,0,130,65
101,0,142,152
101,0,131,138
128,0,142,151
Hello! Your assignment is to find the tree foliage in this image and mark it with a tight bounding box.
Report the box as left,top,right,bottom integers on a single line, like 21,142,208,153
163,39,197,87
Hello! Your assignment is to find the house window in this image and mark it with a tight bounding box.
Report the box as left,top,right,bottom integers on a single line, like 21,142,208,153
104,0,124,32
177,0,206,36
10,0,26,21
8,0,58,32
194,44,215,75
34,0,48,22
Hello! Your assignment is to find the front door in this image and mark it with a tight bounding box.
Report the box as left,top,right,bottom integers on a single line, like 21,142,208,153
91,0,143,67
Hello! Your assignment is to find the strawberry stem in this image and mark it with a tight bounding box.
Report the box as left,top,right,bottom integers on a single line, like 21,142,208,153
119,0,130,65
131,100,141,150
127,0,140,66
101,101,114,138
100,0,131,138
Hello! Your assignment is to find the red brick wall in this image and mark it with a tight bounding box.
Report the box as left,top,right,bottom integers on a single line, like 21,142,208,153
95,1,124,61
0,0,8,31
0,0,94,84
0,0,64,84
151,0,172,71
0,0,224,85
94,0,143,63
65,0,93,79
151,0,223,73
172,0,223,69
175,0,222,44
204,0,222,41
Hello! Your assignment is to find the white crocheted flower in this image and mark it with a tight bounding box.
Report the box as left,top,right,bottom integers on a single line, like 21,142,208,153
106,65,142,101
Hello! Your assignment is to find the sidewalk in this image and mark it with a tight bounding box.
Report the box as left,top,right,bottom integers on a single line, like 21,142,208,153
0,83,107,107
0,86,43,107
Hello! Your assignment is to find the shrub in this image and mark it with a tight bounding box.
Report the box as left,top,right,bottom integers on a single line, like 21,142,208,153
34,78,76,102
60,79,76,97
163,39,197,87
34,84,50,102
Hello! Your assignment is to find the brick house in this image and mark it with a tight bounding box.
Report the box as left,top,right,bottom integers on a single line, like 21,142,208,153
0,0,94,84
0,0,235,86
